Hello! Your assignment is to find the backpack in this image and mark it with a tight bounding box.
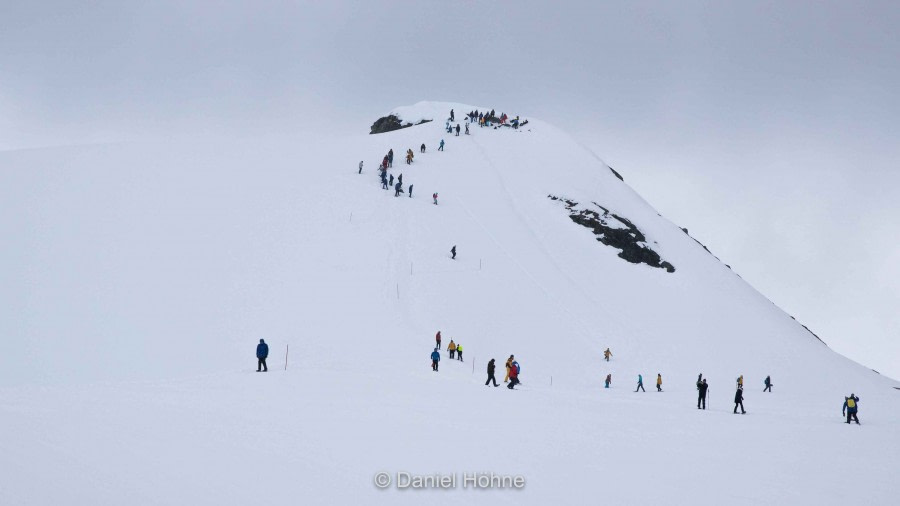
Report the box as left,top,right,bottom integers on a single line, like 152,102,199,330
514,361,520,374
847,398,856,409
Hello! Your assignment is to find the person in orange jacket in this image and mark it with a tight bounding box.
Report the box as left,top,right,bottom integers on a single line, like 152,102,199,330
447,339,456,359
504,355,514,382
657,373,663,392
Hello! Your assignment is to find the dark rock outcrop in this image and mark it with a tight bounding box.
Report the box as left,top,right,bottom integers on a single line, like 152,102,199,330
608,166,624,181
549,195,675,273
370,115,432,134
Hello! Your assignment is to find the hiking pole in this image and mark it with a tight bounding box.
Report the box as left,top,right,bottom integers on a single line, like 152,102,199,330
284,344,289,371
472,356,475,374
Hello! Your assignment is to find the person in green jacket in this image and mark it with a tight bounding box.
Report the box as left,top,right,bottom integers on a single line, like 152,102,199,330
456,344,463,361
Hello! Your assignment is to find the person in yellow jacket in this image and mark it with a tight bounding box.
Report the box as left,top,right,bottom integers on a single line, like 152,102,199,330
456,344,463,361
656,373,663,392
603,348,612,362
447,340,456,359
504,355,514,382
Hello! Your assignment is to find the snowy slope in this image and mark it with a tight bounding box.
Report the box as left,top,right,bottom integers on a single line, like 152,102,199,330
1,102,897,505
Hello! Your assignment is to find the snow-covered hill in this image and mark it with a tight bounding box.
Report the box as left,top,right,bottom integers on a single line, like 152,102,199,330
1,101,897,505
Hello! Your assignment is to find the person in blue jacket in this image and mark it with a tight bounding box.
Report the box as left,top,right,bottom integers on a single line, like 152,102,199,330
431,348,441,372
438,139,445,151
635,374,645,392
256,339,269,372
843,394,860,424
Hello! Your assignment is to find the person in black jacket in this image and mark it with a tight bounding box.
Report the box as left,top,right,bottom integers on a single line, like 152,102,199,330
485,359,499,386
256,339,269,372
451,245,456,259
697,379,708,409
764,375,773,392
734,386,746,414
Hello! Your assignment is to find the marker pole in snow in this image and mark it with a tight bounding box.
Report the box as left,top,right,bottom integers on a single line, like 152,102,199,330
396,283,399,300
349,212,353,223
472,356,475,374
284,344,289,371
480,259,482,271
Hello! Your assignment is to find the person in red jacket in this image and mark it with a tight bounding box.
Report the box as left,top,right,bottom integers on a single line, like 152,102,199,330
435,331,442,349
507,359,520,389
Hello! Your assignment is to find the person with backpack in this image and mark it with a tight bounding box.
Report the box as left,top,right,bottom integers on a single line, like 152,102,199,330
398,173,403,186
431,348,441,371
408,184,413,198
358,161,363,174
455,124,460,136
438,139,445,151
389,174,394,187
504,355,514,382
381,173,388,190
435,331,442,349
388,149,393,168
734,386,746,414
420,143,426,153
485,359,498,386
447,339,456,359
256,339,269,372
450,109,454,122
698,379,708,409
507,359,520,389
465,123,469,135
394,181,403,197
456,343,463,361
635,374,645,392
656,373,663,392
433,192,439,205
843,394,860,424
605,373,612,388
603,348,612,362
764,375,773,392
737,375,744,389
451,245,456,259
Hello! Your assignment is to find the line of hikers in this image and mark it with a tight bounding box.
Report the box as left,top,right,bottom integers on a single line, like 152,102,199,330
431,331,521,390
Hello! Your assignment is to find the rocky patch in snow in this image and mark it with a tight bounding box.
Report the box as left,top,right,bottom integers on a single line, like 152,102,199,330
550,195,675,273
369,114,432,134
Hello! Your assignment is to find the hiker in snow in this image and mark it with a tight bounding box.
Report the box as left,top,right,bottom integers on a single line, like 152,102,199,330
394,181,403,197
486,359,499,386
504,355,514,382
439,139,445,151
450,109,454,121
420,143,426,153
657,374,663,392
451,245,457,259
843,394,860,424
456,343,463,361
465,123,469,135
381,157,388,171
635,374,645,392
408,184,413,198
389,174,394,187
604,348,612,362
734,386,746,414
433,192,439,205
455,124,460,136
381,174,388,190
698,379,708,409
508,359,520,389
447,339,456,359
406,151,413,165
605,373,612,388
388,149,394,168
431,348,441,372
436,331,442,349
764,375,773,392
358,161,363,174
256,339,269,372
398,173,403,186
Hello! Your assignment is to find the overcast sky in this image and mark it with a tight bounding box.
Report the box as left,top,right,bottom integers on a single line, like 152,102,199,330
2,1,898,379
